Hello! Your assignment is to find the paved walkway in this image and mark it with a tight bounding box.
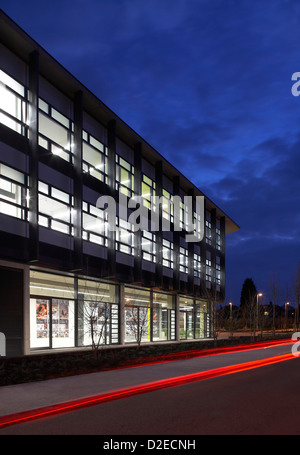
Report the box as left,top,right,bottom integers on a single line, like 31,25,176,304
0,340,294,419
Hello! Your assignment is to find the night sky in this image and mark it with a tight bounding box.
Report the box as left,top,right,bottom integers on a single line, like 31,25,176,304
2,0,300,308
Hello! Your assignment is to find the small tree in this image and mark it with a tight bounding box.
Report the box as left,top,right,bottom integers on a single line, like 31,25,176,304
78,280,111,361
82,302,110,360
125,305,149,347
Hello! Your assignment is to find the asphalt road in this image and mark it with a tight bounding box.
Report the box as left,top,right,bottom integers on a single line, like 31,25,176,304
0,342,299,436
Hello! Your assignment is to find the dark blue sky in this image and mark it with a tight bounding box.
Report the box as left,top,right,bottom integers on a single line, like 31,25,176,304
2,0,300,307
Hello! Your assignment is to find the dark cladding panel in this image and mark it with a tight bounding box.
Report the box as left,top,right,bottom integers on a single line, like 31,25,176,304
0,267,24,356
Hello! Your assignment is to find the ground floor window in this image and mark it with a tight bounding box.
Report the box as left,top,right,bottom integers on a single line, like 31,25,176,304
124,287,176,344
29,269,211,351
77,301,119,347
152,292,175,342
30,298,75,349
179,297,194,339
77,278,119,346
125,287,151,343
195,301,210,338
30,271,119,349
179,298,211,339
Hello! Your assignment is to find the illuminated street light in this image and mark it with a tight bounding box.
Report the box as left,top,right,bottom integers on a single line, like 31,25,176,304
256,293,263,335
285,301,290,330
229,301,233,338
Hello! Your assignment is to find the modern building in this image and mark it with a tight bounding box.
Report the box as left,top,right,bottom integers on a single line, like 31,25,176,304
0,10,239,357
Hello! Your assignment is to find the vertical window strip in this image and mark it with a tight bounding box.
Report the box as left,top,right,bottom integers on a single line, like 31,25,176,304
142,174,155,208
162,239,174,268
141,230,156,262
82,200,108,247
0,69,27,136
179,247,189,273
116,217,135,255
116,155,135,197
82,130,107,182
38,181,73,235
0,163,27,220
38,98,73,163
194,253,201,278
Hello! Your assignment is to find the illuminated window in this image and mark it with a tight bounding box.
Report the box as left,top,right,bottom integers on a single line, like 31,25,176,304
38,181,73,235
179,247,189,273
206,220,212,245
152,292,175,341
29,271,75,349
78,279,118,346
0,163,26,219
179,297,194,339
193,210,202,238
216,226,221,251
194,253,201,278
216,256,221,288
162,189,173,222
162,239,174,268
82,130,107,182
0,69,26,135
141,230,156,262
195,300,209,338
178,200,189,230
124,287,151,344
116,218,134,255
116,155,134,197
141,174,155,209
82,201,108,246
206,257,212,284
38,98,73,163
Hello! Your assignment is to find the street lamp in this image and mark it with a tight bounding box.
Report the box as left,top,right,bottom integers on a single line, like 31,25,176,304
256,293,263,335
229,301,233,338
285,301,289,330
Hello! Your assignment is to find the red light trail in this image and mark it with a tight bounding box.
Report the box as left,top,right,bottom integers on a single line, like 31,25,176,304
0,350,296,430
101,338,294,371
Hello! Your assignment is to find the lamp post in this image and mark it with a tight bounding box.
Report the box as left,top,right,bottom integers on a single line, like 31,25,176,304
256,293,263,335
285,301,289,330
229,301,233,338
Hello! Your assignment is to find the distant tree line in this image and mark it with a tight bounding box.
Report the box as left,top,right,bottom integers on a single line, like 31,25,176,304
216,262,300,339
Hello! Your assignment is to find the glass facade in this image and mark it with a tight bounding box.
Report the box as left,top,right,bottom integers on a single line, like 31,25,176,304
0,22,236,357
179,297,195,339
195,301,209,339
124,287,177,344
28,269,211,351
0,63,218,352
125,287,151,343
30,271,75,349
0,69,27,135
77,279,118,346
152,292,175,342
0,163,27,220
29,271,119,349
82,130,108,183
0,66,225,295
